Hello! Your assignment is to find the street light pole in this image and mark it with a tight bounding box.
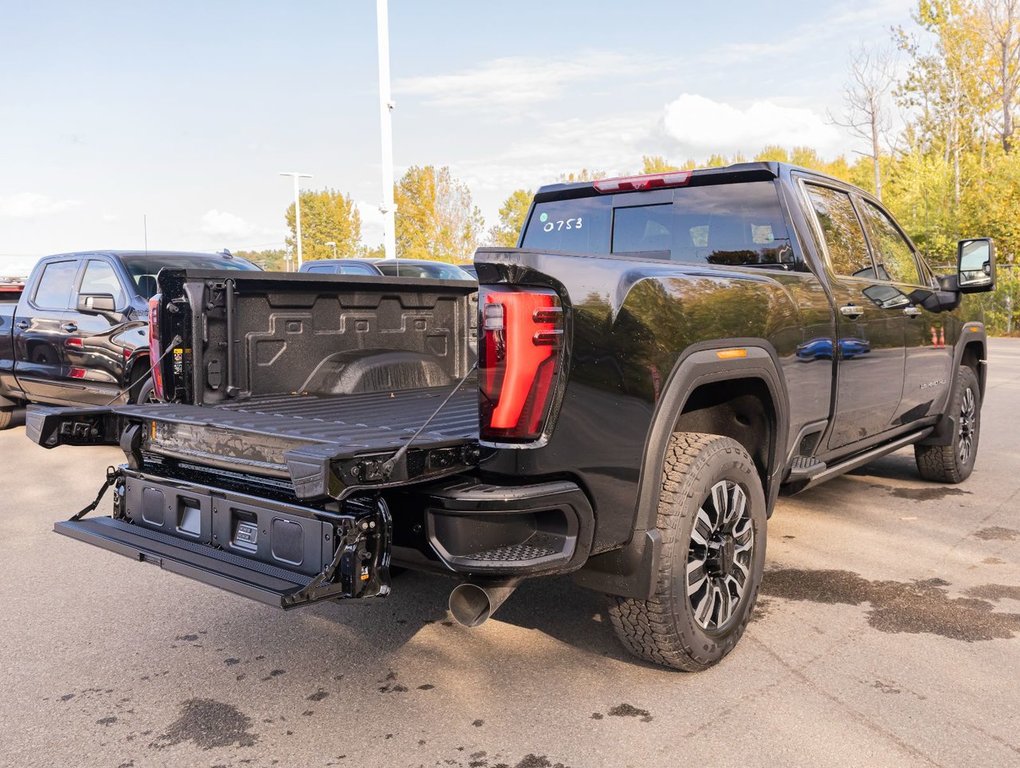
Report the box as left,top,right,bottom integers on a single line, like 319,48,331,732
280,172,312,269
376,0,396,260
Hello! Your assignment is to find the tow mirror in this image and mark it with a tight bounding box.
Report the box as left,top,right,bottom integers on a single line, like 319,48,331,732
77,293,117,314
957,238,996,293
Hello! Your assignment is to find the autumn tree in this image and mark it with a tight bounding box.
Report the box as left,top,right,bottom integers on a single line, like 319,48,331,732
832,44,896,199
558,168,608,182
235,249,288,271
641,155,680,173
488,188,533,247
285,189,361,262
394,165,484,262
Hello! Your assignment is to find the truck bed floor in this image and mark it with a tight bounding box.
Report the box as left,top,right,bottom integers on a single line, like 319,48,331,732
119,384,479,462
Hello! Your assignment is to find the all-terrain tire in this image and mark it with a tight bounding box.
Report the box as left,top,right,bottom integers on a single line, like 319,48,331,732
915,365,981,483
0,408,13,430
607,432,767,671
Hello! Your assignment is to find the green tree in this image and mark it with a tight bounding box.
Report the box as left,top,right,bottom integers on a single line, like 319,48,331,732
394,165,484,262
285,188,362,262
488,188,533,247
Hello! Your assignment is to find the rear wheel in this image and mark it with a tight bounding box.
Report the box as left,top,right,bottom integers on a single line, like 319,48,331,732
0,408,13,430
133,377,157,405
915,365,980,483
607,432,766,671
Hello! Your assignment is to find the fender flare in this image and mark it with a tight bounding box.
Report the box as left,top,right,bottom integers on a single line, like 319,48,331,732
572,339,790,599
919,321,987,447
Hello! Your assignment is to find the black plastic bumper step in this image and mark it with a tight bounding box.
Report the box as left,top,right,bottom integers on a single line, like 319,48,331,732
786,455,827,482
55,517,312,609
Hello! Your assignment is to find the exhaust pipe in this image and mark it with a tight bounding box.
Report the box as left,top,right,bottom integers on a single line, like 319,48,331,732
448,581,518,627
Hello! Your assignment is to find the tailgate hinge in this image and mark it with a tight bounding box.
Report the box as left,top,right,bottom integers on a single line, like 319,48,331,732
282,499,392,607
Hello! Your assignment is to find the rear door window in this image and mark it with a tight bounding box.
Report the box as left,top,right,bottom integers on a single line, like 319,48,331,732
804,184,875,278
32,260,79,310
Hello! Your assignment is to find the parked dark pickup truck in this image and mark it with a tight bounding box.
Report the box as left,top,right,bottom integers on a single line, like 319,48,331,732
0,250,257,429
30,164,996,670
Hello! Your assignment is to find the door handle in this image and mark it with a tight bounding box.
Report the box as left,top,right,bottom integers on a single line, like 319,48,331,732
15,320,29,330
839,305,864,320
902,306,922,317
60,322,78,333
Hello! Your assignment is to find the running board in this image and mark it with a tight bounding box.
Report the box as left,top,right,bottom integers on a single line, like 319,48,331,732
792,428,933,493
54,516,388,609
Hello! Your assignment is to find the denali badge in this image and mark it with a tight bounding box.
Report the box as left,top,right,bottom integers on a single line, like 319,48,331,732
920,379,947,390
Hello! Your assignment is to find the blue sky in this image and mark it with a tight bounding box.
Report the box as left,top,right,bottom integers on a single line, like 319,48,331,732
0,0,917,273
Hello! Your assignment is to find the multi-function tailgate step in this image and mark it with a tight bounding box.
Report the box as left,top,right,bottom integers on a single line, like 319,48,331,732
56,518,312,607
55,513,390,609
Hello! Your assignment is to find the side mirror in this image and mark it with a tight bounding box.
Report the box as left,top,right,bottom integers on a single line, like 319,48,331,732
957,238,996,293
77,293,118,314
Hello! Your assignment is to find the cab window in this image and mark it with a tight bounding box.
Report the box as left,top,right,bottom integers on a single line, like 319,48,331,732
859,201,922,285
32,260,79,310
80,260,127,307
805,184,875,278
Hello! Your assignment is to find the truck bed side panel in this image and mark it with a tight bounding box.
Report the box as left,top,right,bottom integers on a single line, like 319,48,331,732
475,249,833,551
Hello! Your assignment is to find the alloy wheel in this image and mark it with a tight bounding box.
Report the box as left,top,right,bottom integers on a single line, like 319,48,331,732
686,479,755,631
958,386,977,465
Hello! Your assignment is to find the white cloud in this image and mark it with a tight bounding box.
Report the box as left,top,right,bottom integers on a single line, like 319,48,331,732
0,192,81,219
396,52,662,110
662,94,843,156
199,209,260,239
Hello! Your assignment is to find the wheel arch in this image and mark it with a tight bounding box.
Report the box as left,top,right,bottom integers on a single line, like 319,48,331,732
571,339,789,599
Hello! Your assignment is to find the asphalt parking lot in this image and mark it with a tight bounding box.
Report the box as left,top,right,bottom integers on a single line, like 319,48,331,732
1,339,1017,768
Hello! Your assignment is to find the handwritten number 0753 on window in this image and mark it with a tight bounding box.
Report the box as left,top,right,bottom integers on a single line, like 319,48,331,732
543,217,583,233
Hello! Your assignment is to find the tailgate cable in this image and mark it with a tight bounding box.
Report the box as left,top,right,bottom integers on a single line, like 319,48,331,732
379,362,477,481
101,334,184,407
70,465,123,521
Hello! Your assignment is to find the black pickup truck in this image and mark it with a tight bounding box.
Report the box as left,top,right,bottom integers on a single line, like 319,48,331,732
0,250,257,429
30,163,996,670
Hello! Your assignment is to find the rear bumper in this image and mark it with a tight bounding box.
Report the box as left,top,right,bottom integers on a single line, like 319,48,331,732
417,478,596,577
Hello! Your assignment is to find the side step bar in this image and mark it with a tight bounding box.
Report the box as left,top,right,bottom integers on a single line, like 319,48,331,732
54,517,383,609
790,427,934,493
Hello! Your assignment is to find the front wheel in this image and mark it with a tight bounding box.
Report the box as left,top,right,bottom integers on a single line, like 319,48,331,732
607,432,767,671
915,365,981,483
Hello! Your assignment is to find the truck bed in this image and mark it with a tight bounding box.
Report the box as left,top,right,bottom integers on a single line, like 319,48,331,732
124,383,478,458
29,382,480,501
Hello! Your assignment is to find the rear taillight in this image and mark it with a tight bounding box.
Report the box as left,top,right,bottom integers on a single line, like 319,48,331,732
479,286,563,443
148,295,164,400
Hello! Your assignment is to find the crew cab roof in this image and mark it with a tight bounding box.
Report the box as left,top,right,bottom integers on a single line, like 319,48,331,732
534,161,839,202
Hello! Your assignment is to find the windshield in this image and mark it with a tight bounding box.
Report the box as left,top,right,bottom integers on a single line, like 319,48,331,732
125,254,260,298
376,262,473,280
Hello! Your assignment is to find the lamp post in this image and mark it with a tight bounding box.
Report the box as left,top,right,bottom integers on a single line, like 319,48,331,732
325,241,338,259
280,172,312,268
376,0,396,260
